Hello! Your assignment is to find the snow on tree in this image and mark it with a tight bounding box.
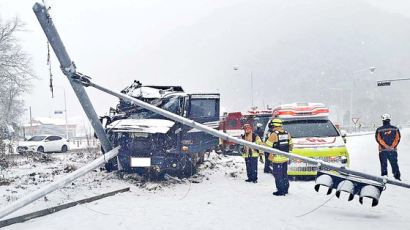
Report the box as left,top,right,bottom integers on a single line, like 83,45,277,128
0,17,35,124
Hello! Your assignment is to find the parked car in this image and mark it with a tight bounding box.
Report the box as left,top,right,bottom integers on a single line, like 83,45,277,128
17,135,69,154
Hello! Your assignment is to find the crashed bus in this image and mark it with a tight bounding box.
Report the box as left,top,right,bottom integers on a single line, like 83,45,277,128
101,81,220,177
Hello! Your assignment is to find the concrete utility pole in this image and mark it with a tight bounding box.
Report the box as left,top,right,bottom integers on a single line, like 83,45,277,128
32,3,112,152
0,147,119,219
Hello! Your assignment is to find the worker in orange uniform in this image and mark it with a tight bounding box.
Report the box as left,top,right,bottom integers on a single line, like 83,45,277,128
242,123,263,183
265,119,293,196
375,114,401,180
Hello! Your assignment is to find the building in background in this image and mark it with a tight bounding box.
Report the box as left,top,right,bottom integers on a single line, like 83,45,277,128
24,117,76,139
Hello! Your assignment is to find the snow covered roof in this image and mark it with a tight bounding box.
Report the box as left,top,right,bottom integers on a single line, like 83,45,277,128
107,119,175,134
23,117,67,127
127,86,186,99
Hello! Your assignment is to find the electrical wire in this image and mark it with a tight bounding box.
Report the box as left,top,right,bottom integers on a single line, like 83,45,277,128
179,155,193,200
295,177,349,218
58,189,110,216
295,193,336,218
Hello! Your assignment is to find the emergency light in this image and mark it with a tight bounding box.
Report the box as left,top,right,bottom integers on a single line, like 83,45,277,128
273,103,329,119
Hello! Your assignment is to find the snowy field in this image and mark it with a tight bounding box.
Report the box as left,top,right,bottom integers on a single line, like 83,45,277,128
1,129,410,230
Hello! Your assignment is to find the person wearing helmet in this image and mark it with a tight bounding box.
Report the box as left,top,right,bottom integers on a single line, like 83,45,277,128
375,114,401,181
255,123,264,138
241,123,263,183
265,118,293,196
254,122,269,169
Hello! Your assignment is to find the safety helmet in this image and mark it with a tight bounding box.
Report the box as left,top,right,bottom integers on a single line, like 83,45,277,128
271,118,283,127
381,113,391,121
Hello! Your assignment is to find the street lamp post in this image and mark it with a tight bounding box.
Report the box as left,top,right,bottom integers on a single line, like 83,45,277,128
250,71,254,108
348,67,376,130
330,67,376,131
54,86,68,139
233,66,254,109
63,88,68,139
328,87,349,126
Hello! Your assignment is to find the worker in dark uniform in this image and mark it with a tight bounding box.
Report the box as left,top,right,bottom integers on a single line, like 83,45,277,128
254,123,264,139
375,114,401,181
254,123,270,172
265,119,293,196
242,123,263,183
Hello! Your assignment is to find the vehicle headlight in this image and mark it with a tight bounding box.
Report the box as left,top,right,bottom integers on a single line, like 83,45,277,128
331,156,348,164
340,156,348,164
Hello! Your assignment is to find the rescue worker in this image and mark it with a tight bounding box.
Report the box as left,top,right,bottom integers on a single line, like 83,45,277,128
255,122,272,173
265,118,293,196
242,123,263,183
255,123,264,139
254,123,268,169
375,114,401,181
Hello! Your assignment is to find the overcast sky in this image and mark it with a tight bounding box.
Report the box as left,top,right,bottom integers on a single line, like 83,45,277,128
2,0,410,127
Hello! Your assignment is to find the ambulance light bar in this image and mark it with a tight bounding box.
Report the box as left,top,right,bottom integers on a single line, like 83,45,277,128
273,103,329,118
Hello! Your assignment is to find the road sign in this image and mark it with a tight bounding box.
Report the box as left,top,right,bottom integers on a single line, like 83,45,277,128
377,81,391,87
352,118,359,125
54,110,63,114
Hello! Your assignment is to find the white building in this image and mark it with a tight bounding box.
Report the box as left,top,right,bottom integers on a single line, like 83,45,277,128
24,117,76,139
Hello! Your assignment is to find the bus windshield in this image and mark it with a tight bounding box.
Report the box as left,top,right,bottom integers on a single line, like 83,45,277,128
129,96,182,119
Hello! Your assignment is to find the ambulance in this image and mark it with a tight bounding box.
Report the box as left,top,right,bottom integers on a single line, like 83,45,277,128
265,103,349,178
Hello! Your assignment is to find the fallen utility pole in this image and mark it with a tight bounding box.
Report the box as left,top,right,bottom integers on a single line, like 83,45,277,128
79,76,410,190
0,147,119,220
0,187,129,228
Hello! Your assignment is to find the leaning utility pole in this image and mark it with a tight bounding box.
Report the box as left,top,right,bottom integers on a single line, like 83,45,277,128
32,3,112,153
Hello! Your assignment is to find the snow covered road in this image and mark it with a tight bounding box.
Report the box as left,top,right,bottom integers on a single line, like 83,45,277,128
2,130,410,230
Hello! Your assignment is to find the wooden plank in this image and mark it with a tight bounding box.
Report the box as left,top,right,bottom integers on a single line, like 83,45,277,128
0,187,130,228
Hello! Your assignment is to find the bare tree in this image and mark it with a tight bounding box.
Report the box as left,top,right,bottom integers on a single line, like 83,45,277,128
0,18,35,124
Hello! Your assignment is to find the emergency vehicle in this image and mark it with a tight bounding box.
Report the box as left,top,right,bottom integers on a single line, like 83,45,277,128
264,103,349,178
219,110,273,154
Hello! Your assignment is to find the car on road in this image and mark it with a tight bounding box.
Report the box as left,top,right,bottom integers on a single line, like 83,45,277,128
17,135,69,154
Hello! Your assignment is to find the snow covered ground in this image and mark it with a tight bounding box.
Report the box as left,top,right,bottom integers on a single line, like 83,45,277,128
1,129,410,230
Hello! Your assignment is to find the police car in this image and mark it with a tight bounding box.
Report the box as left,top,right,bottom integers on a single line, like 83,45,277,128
264,103,349,178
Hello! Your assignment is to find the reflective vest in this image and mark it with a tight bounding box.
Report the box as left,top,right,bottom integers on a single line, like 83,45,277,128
375,124,401,152
242,133,262,158
265,129,291,163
